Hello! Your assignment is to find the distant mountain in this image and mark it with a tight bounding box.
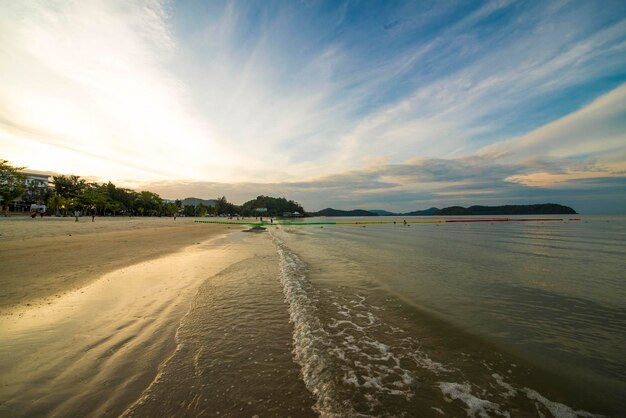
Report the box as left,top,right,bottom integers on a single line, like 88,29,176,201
402,207,439,216
311,204,575,217
434,204,577,216
311,208,379,217
368,209,397,216
369,207,439,216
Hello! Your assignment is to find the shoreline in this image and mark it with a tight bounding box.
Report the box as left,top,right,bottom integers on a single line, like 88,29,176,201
0,217,239,312
0,221,254,416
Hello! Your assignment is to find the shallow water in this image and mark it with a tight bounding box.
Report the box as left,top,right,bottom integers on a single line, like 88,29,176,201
2,215,624,417
125,235,315,417
266,215,626,416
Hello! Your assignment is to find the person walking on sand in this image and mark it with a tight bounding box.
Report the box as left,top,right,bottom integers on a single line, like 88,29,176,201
74,210,79,222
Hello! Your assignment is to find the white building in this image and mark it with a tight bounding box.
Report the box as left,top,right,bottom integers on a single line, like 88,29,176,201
22,171,50,189
8,171,51,212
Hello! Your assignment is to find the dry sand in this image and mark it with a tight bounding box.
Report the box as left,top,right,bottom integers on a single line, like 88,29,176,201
0,215,252,416
0,216,237,311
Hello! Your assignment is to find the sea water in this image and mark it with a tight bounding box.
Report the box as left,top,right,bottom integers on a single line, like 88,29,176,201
130,215,625,417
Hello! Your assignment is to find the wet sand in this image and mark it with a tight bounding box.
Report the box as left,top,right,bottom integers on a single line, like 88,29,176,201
125,232,316,417
0,217,277,416
0,216,234,311
0,218,316,417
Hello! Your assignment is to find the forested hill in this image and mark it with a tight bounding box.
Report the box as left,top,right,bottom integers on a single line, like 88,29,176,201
369,207,439,216
434,204,577,216
240,195,304,217
402,207,439,216
310,208,379,217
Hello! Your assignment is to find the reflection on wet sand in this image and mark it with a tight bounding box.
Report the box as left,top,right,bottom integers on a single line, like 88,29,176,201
0,232,253,416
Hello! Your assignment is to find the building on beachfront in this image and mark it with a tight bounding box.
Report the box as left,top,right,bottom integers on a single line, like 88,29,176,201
182,197,217,207
6,171,51,212
22,171,50,189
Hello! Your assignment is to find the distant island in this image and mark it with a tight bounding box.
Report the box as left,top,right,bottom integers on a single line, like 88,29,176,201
310,208,379,217
369,207,439,216
433,204,576,216
310,204,576,217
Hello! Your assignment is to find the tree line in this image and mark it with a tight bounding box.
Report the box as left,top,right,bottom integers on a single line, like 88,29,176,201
1,159,304,217
180,195,304,218
46,175,178,217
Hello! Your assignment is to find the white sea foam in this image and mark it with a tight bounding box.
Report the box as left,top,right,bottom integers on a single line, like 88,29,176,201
273,233,354,417
489,373,602,418
271,228,610,417
492,373,516,399
431,406,445,415
523,388,603,418
439,382,510,418
271,230,450,416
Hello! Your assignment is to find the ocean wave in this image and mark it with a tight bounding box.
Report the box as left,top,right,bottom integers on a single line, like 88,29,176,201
271,229,604,417
272,231,449,417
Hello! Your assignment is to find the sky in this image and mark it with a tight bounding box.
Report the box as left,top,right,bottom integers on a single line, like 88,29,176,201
1,0,625,213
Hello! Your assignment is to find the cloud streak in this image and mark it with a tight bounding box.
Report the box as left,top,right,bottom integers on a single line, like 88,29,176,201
1,0,625,212
0,0,241,181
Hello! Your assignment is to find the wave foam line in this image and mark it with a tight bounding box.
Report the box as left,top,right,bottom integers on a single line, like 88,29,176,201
271,231,356,417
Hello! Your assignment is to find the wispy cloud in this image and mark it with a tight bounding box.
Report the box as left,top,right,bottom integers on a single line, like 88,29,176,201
1,0,625,212
145,79,626,214
0,0,241,181
480,84,626,163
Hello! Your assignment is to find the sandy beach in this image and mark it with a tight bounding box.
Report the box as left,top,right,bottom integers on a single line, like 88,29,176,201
0,216,313,416
0,216,235,312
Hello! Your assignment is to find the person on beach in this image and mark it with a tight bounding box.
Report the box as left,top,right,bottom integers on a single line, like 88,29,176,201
74,210,79,222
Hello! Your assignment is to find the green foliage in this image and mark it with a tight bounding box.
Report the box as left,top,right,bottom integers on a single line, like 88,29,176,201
240,195,304,217
0,160,26,209
78,183,109,214
47,194,64,216
162,202,179,216
48,175,161,216
134,191,163,216
52,175,86,198
196,203,209,217
3,159,306,218
183,205,196,217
